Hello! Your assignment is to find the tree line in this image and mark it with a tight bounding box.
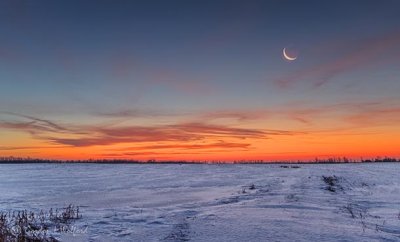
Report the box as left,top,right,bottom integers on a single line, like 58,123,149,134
0,156,399,164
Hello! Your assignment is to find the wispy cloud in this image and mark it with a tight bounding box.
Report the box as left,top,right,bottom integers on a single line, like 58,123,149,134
0,111,84,135
49,122,293,147
167,122,267,137
344,106,400,126
202,110,266,121
105,141,251,152
199,98,400,127
98,141,254,158
8,98,399,151
275,31,400,88
0,112,302,148
95,109,183,118
0,145,62,151
136,141,251,150
49,127,200,147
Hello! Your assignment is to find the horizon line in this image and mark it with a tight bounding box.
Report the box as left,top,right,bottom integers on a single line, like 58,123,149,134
1,156,399,164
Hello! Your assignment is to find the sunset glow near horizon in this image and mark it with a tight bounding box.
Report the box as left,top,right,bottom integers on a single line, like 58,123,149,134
1,1,400,161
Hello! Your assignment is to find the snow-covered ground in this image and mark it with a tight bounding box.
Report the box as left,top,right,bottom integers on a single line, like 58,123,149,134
0,163,399,241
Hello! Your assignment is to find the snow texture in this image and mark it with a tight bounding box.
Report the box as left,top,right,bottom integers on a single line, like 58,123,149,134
0,163,399,241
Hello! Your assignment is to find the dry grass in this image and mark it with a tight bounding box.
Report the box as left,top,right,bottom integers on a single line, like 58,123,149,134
0,204,81,242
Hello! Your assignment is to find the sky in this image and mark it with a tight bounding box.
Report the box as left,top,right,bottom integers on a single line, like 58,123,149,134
1,0,400,161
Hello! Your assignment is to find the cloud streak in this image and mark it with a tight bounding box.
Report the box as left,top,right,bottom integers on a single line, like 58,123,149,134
202,111,266,121
6,98,399,150
112,141,251,151
0,111,87,133
50,122,299,147
1,112,302,148
95,109,184,118
6,97,398,152
275,31,400,88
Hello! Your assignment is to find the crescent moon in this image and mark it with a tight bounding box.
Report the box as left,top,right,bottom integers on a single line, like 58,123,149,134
283,48,297,61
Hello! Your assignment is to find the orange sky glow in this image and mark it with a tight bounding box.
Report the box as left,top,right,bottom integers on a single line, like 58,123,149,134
1,1,399,161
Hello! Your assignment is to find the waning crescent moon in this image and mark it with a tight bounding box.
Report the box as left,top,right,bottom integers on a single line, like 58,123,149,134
283,48,297,61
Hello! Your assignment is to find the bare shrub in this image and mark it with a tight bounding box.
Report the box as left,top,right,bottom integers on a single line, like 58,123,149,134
0,204,82,242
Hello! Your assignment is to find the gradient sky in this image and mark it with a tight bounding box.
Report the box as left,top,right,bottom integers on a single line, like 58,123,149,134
1,0,400,161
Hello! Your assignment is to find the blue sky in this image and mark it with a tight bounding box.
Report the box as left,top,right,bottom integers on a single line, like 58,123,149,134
1,0,400,160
